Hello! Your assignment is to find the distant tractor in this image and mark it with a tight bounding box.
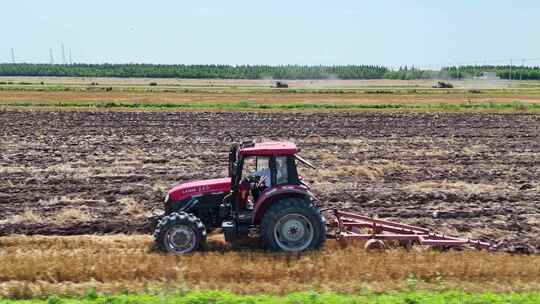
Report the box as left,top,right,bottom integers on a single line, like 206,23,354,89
152,141,490,254
432,81,454,88
274,81,289,88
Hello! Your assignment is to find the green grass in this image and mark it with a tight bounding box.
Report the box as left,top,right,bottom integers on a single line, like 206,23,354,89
2,100,540,111
2,291,540,304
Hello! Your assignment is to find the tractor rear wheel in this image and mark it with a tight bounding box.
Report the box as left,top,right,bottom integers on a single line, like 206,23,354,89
153,212,206,254
261,197,326,252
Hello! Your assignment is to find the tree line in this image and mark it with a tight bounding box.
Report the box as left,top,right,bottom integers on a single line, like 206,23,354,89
442,66,540,80
1,63,539,80
0,64,388,79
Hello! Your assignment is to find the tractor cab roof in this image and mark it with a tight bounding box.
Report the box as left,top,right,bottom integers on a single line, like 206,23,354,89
238,141,299,156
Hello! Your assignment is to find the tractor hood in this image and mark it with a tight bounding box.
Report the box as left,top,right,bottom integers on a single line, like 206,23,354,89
168,177,231,201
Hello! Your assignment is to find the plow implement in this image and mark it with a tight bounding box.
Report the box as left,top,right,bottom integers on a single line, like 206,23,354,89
327,210,491,251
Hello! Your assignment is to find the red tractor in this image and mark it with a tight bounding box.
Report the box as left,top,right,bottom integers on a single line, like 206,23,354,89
153,140,491,254
153,141,326,253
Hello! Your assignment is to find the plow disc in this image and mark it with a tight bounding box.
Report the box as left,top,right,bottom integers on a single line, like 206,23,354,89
327,210,491,251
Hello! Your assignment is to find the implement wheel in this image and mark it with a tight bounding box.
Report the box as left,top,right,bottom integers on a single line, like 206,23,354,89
364,239,386,251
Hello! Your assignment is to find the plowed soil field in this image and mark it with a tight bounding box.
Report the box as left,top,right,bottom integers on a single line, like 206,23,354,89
1,110,539,253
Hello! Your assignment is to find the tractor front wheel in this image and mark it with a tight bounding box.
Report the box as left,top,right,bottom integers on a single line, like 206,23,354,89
153,212,206,254
261,198,326,252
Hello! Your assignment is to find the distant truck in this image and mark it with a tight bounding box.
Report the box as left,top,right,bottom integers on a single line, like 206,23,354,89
432,81,454,88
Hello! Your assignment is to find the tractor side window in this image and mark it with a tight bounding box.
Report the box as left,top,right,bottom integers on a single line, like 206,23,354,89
256,157,269,171
276,156,288,185
253,156,271,187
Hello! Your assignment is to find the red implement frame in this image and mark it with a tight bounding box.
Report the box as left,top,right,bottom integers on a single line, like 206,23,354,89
328,210,490,250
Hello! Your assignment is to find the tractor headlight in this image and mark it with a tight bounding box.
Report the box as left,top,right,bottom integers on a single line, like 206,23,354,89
164,193,170,203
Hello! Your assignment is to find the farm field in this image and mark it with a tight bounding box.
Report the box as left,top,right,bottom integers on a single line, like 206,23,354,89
1,79,540,299
0,109,539,253
2,78,540,111
4,1,540,302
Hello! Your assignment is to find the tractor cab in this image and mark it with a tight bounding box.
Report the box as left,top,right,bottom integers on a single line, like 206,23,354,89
229,141,300,206
228,141,317,215
229,141,314,187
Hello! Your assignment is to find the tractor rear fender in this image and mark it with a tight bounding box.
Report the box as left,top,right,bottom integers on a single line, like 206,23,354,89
251,185,316,224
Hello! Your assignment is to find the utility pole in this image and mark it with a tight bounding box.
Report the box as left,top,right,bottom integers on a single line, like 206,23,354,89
520,59,525,81
49,48,54,64
10,48,15,63
509,59,512,81
61,43,66,64
69,48,72,64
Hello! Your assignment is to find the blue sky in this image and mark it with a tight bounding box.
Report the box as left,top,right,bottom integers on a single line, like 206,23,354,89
2,0,539,67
